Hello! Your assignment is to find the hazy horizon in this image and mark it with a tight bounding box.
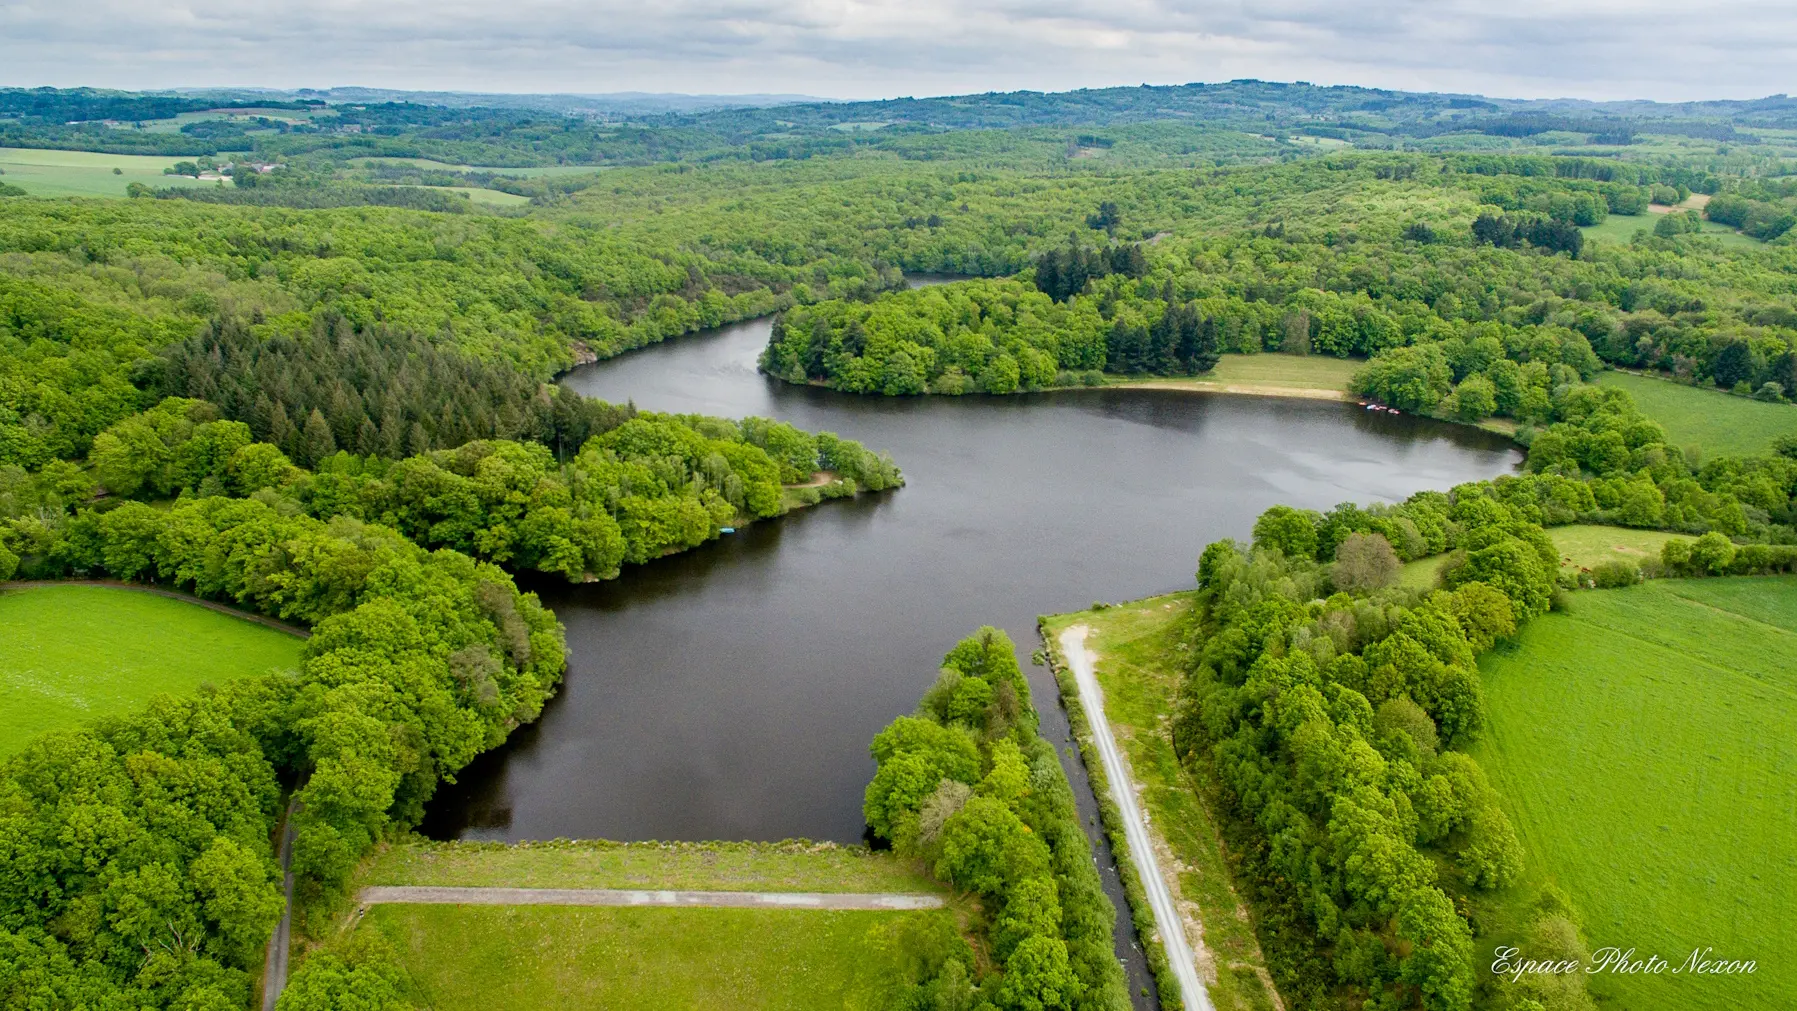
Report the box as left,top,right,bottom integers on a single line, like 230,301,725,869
4,1,1793,105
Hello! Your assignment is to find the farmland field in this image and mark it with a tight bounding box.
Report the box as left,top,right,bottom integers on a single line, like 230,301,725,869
1597,370,1797,458
1472,577,1797,1011
0,585,303,756
0,146,234,198
359,903,948,1010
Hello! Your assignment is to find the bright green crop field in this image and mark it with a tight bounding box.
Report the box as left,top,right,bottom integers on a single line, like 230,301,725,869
0,585,303,756
360,904,947,1010
1598,370,1797,458
1472,577,1797,1011
0,147,232,198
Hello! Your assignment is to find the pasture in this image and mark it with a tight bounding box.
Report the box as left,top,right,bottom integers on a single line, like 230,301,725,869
0,147,231,198
1472,577,1797,1011
359,903,949,1009
1598,370,1797,458
0,584,303,756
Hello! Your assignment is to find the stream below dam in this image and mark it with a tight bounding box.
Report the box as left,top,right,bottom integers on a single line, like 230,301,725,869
422,307,1521,1002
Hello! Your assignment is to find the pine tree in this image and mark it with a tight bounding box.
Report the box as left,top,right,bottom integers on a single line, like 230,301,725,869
301,409,336,468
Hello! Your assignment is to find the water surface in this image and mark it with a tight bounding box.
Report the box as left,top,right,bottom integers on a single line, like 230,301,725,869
426,320,1520,844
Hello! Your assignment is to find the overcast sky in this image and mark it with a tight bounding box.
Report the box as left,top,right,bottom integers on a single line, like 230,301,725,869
3,0,1792,103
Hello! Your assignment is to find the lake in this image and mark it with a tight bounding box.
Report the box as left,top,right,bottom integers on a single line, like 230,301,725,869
424,317,1521,844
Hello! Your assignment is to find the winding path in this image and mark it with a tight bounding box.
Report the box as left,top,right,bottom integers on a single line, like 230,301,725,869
355,886,944,910
1059,625,1214,1011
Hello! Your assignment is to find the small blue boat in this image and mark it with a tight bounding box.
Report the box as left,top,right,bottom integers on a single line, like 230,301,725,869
720,527,736,534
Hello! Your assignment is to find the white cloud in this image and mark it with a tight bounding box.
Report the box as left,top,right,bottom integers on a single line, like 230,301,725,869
2,0,1792,102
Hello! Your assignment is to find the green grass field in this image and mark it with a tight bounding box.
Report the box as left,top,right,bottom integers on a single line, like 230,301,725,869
1042,597,1281,1011
0,585,303,756
1117,352,1361,397
0,147,233,198
1598,370,1797,458
1397,524,1677,590
441,185,532,207
357,838,942,894
1581,212,1764,251
1472,577,1797,1011
360,903,946,1010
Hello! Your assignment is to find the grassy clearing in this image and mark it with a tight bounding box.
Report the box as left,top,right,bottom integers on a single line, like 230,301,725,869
0,585,303,757
1597,370,1797,458
1471,577,1797,1011
1545,524,1678,570
1581,213,1763,250
1398,523,1678,590
361,903,938,1010
1042,596,1281,1011
442,185,532,206
1115,352,1360,399
0,147,230,198
356,838,943,894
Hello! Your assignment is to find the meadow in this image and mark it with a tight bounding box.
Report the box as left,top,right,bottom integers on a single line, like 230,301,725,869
1597,370,1797,458
1397,523,1678,589
0,584,303,756
1116,351,1361,397
1580,211,1764,250
360,904,950,1010
0,146,231,198
1471,577,1797,1011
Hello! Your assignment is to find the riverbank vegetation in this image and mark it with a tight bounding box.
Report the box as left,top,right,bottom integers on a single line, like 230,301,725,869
1,394,897,586
0,583,303,756
862,627,1132,1011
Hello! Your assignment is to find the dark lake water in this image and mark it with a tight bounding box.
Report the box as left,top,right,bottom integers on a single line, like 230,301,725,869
424,318,1521,845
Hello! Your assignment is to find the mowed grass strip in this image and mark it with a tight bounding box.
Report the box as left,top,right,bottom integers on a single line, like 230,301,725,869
1116,352,1360,396
361,903,946,1010
0,585,303,756
1043,596,1280,1011
1471,577,1797,1011
359,838,943,894
1597,370,1797,458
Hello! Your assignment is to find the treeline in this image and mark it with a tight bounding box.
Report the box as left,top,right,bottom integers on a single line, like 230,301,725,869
1175,491,1566,1010
12,397,900,584
0,478,565,1009
863,628,1130,1011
